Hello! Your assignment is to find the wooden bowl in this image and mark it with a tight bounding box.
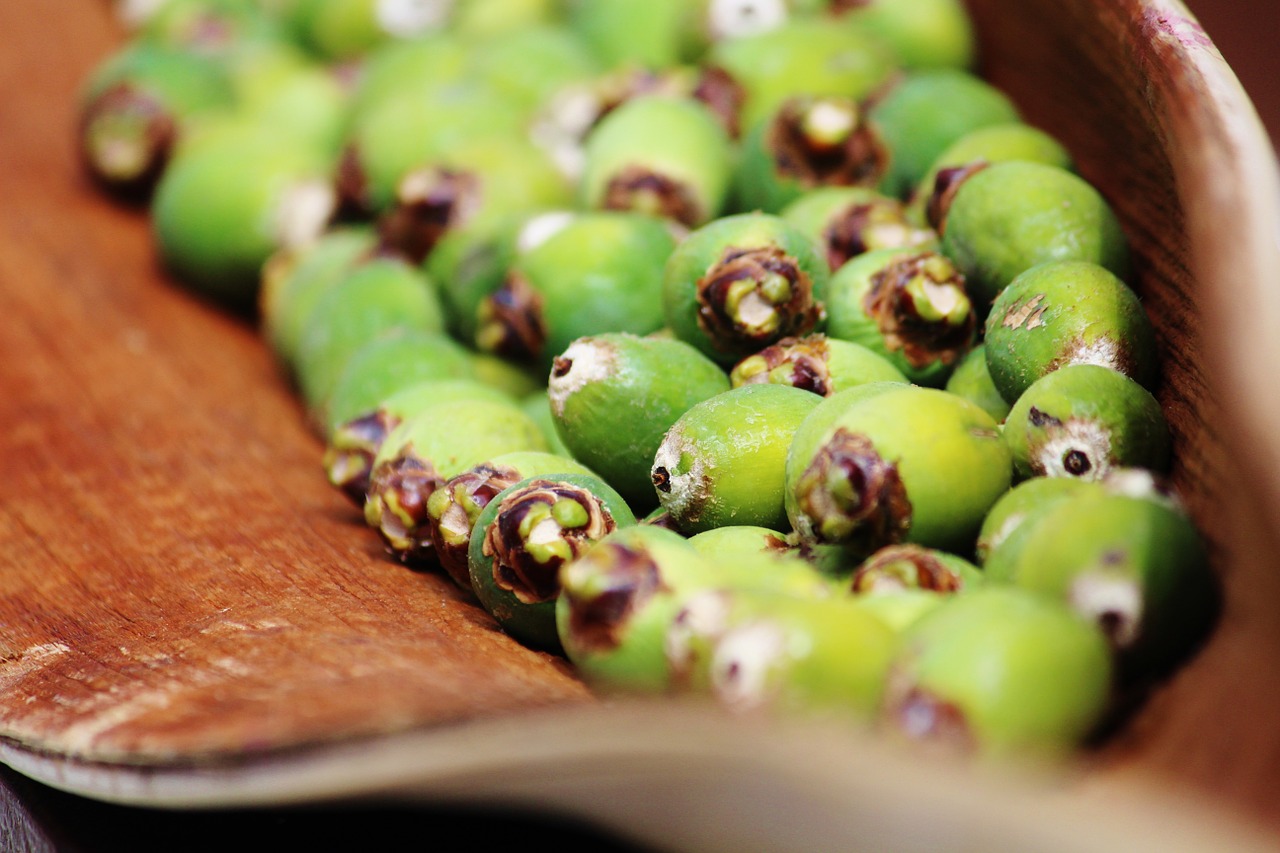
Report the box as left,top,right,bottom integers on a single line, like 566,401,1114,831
2,0,1279,849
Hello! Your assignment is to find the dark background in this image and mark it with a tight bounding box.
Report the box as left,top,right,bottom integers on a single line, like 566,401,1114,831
3,1,1278,851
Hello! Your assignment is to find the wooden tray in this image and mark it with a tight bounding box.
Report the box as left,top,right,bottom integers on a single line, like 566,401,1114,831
3,1,1280,849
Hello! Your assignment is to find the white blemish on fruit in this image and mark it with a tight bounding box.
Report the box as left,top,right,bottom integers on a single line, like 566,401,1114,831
1034,418,1113,480
547,338,617,417
518,211,577,253
1064,336,1123,372
1070,571,1143,648
665,589,733,678
275,179,336,250
376,0,453,38
710,620,787,712
707,0,788,41
651,430,708,522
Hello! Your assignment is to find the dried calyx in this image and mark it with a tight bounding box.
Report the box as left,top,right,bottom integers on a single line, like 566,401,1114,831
475,272,548,362
823,199,935,270
602,165,704,227
863,252,975,369
697,245,824,356
376,167,481,264
483,480,617,605
925,160,989,233
324,409,402,505
795,428,911,551
365,453,447,564
561,543,665,652
730,335,832,395
767,95,887,189
851,544,963,594
426,463,523,588
79,83,176,198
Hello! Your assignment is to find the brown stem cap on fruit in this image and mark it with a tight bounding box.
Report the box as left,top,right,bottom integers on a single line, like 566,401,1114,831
376,166,481,264
697,245,824,356
767,96,887,189
863,252,975,369
795,427,911,550
730,334,832,395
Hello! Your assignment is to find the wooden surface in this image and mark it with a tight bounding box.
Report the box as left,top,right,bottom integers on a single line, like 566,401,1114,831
5,0,1280,850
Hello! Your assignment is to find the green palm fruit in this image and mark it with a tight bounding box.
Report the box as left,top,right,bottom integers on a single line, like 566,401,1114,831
824,247,976,386
882,587,1113,758
786,384,1011,557
259,225,378,371
652,384,822,533
427,450,595,588
77,41,235,199
345,31,471,124
976,471,1102,577
468,473,635,651
984,261,1159,404
1003,364,1171,481
464,24,601,115
363,396,549,563
320,328,477,438
848,543,983,595
293,255,447,412
833,0,976,70
580,94,733,228
663,588,897,720
780,186,937,272
943,344,1011,424
909,122,1073,226
852,588,944,633
375,132,574,265
467,350,546,399
729,333,908,396
338,80,531,215
564,0,688,69
222,47,350,157
663,212,831,365
1008,490,1217,677
424,211,535,343
732,95,889,214
866,68,1020,199
323,378,516,505
473,212,677,373
705,17,897,132
547,332,731,511
686,527,837,597
940,161,1131,309
152,123,337,308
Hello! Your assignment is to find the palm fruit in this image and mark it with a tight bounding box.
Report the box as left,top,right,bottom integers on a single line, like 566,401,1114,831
882,587,1113,758
909,122,1073,226
865,68,1021,199
832,0,976,71
824,246,976,386
468,473,635,651
374,134,573,266
976,475,1103,575
323,378,516,505
852,588,945,633
663,212,831,366
293,255,447,413
319,328,477,438
1006,489,1217,677
558,524,841,693
785,383,1011,558
848,543,983,595
338,80,530,215
463,24,602,116
426,450,595,588
732,94,889,214
943,344,1011,424
663,588,897,720
939,161,1131,309
363,396,549,564
983,260,1159,404
652,384,822,533
580,94,734,228
286,0,453,61
259,225,378,371
77,41,235,200
472,212,677,373
548,332,731,511
1003,364,1171,481
344,31,471,125
564,0,688,69
729,333,908,396
152,122,337,308
220,45,350,157
686,524,793,561
780,186,937,272
704,16,897,133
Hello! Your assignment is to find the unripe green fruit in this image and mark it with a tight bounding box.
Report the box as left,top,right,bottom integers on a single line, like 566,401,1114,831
652,383,822,533
976,475,1102,577
943,344,1011,424
786,384,1011,557
836,0,976,71
581,94,733,228
548,332,731,511
883,587,1113,758
363,397,549,563
1003,364,1171,481
663,212,831,365
780,186,937,272
984,260,1158,404
940,161,1130,309
469,473,635,651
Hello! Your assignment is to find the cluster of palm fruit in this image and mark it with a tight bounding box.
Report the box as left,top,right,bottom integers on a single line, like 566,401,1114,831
80,0,1217,760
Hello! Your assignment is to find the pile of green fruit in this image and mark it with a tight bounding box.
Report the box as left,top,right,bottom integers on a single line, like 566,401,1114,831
81,0,1218,761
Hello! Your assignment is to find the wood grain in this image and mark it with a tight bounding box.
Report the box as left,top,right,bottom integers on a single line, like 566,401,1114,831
4,0,1280,848
0,1,592,766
